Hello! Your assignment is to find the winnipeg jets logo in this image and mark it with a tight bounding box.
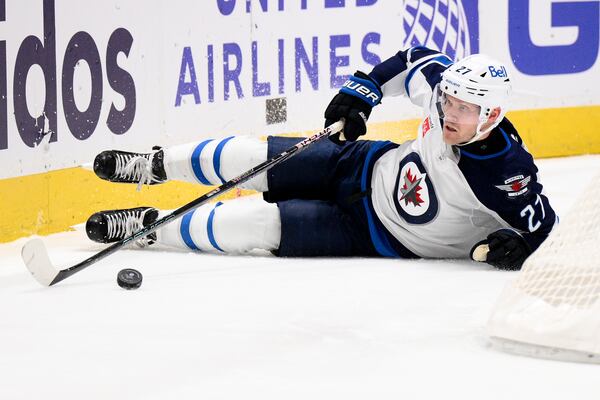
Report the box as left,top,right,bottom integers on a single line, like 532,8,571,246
495,175,531,197
394,153,439,224
399,169,426,207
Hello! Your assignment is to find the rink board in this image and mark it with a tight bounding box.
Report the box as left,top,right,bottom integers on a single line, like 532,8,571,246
2,106,600,243
1,0,600,241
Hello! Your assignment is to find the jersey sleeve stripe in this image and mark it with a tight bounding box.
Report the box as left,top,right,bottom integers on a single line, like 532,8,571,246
369,47,449,87
369,54,408,86
407,46,435,63
404,55,453,97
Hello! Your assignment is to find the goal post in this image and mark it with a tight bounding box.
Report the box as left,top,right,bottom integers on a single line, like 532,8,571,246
486,171,600,363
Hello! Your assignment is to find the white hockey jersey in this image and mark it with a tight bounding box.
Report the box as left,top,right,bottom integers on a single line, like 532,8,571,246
366,47,556,258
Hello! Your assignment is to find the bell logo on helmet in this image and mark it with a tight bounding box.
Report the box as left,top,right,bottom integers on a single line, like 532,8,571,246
488,65,508,78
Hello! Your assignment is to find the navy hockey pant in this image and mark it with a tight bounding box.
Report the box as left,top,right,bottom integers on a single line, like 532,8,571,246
264,136,414,258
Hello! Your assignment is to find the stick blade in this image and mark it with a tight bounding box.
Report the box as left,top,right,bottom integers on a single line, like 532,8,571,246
21,238,59,286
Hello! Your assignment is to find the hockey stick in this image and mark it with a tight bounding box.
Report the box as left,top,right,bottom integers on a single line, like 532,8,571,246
21,120,344,286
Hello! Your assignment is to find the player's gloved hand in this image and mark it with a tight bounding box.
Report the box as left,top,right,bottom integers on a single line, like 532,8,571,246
324,71,382,144
470,229,532,271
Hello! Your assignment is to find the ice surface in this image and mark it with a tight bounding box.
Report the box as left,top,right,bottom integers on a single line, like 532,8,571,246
2,155,600,400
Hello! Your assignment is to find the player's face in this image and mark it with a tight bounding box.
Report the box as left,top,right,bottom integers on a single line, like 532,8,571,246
440,94,482,145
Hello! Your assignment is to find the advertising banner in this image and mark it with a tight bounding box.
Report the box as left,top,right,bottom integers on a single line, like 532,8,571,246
0,0,598,179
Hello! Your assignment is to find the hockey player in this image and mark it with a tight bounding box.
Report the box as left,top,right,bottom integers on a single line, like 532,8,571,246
86,47,557,270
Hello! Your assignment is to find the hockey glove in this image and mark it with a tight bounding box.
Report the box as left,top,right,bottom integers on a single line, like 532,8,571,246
324,71,382,144
470,229,532,271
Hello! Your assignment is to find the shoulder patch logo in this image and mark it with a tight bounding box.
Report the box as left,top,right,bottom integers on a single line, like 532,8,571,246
394,152,439,224
495,175,531,197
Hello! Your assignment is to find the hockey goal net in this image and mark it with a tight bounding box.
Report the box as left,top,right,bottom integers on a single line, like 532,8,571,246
487,171,600,363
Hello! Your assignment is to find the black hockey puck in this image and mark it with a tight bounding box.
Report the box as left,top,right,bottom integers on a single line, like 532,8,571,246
117,268,143,290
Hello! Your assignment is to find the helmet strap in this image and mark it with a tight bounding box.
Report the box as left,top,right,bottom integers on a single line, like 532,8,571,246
456,107,500,146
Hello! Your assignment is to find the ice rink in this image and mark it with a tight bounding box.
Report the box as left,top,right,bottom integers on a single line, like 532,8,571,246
1,155,600,400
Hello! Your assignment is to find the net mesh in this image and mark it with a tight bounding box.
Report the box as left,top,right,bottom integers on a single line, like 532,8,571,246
515,173,600,308
487,170,600,361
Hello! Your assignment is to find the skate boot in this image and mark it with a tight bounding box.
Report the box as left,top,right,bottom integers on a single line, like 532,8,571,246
86,207,159,247
93,146,167,189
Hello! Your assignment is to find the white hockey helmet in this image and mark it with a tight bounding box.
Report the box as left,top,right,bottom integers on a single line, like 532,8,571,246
439,54,512,144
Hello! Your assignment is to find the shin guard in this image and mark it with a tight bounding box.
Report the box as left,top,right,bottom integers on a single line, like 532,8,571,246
163,136,268,191
157,197,281,254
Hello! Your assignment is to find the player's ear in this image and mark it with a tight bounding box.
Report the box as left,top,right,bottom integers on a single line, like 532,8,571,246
488,107,502,123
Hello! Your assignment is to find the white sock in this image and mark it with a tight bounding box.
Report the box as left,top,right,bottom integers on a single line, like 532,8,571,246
162,136,268,191
156,197,281,254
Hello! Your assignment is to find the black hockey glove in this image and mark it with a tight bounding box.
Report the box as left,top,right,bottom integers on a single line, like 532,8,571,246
470,229,532,271
324,71,382,144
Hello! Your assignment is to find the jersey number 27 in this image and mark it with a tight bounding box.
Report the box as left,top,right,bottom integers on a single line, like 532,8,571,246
520,194,546,232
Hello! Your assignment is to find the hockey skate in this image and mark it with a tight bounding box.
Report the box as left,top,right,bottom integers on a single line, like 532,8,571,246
93,146,167,188
86,207,159,247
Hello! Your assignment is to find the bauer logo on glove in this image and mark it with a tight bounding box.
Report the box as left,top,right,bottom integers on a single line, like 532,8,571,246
324,71,383,143
341,78,381,106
